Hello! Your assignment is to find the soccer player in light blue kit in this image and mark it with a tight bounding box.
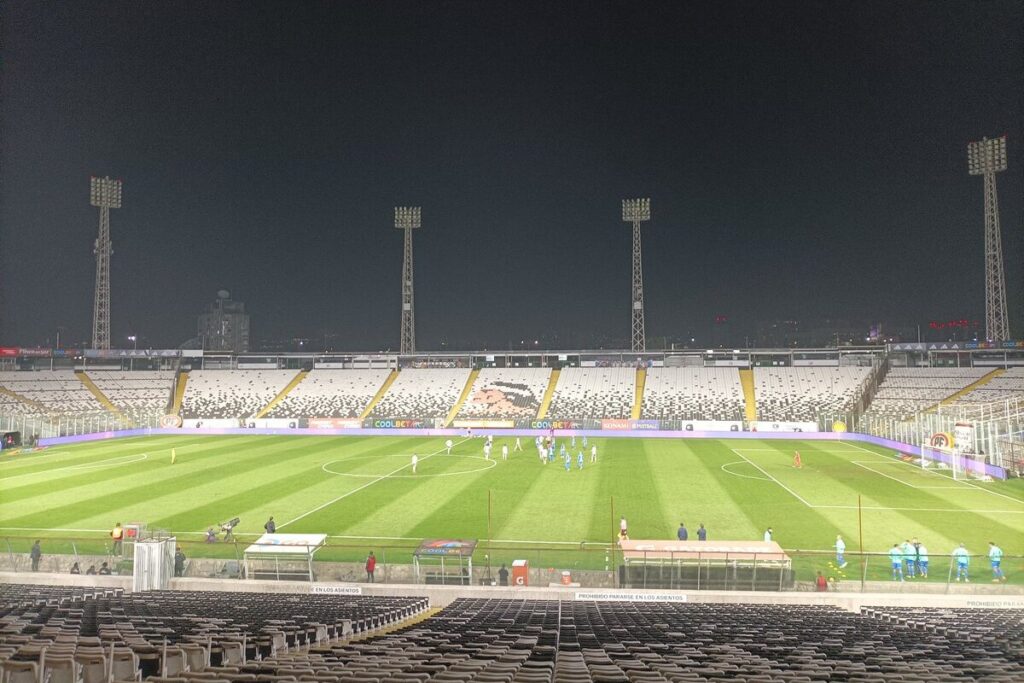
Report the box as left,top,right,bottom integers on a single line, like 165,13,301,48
834,535,847,569
901,539,916,578
582,435,588,447
988,542,1006,582
916,542,929,578
571,435,576,448
888,544,904,581
952,543,970,582
577,451,584,470
564,452,571,472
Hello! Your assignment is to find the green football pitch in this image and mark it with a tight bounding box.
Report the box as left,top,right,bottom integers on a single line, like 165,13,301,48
1,434,1022,582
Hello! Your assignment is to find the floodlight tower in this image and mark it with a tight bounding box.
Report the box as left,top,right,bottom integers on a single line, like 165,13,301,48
967,136,1010,341
394,206,421,354
90,176,122,350
622,198,651,352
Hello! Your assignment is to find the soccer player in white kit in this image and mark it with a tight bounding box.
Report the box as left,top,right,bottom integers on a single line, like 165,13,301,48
514,437,522,451
501,444,509,460
445,439,453,454
484,442,492,460
411,453,418,474
590,444,598,463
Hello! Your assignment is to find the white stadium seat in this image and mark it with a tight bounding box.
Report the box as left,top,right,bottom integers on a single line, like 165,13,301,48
180,370,299,419
641,367,745,420
457,368,551,419
547,367,634,420
370,368,470,420
269,369,391,418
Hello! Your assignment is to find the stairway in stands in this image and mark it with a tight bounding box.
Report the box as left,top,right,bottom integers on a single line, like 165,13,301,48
76,371,130,425
536,369,560,419
256,370,309,418
444,369,480,427
738,368,757,421
630,367,646,419
360,369,399,420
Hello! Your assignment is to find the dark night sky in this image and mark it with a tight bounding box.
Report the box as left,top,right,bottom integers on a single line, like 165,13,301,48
2,1,1022,350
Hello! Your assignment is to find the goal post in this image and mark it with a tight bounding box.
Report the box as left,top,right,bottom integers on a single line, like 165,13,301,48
920,428,988,480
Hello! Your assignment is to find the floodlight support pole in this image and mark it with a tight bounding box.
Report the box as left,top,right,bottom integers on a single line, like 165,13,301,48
90,176,122,351
622,199,651,352
395,207,421,355
982,170,1009,341
967,136,1010,342
92,206,112,350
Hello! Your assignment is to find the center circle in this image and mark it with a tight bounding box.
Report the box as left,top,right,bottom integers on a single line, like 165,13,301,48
321,453,497,479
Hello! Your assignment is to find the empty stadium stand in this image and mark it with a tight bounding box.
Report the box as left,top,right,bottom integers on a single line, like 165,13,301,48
0,371,104,417
546,367,635,420
267,370,391,419
179,370,301,419
952,367,1024,404
864,367,992,420
641,368,745,421
370,369,470,420
754,367,871,422
456,368,551,419
85,371,175,417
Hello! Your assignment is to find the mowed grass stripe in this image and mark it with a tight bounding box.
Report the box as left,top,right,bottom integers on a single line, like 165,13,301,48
491,443,585,542
0,436,361,528
0,436,278,508
0,437,209,477
290,438,482,536
147,436,429,534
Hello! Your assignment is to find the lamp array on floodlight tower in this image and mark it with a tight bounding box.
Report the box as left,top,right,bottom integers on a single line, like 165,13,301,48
90,176,123,350
394,206,421,354
622,198,651,352
967,136,1010,342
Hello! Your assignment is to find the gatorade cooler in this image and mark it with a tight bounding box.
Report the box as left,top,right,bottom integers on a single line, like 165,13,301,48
561,570,572,585
512,559,528,586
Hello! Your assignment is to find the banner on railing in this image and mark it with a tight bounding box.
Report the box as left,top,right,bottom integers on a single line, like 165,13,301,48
601,419,661,431
750,421,818,433
452,419,516,429
363,418,431,429
681,420,742,432
309,418,362,429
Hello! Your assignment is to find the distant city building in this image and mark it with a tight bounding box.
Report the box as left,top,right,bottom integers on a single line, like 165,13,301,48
198,291,249,352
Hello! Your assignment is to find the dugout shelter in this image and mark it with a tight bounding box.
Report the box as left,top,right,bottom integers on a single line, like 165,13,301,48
619,539,794,591
243,533,327,582
413,539,477,585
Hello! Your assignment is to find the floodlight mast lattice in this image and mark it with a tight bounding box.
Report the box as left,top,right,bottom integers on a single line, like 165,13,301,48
395,206,421,354
90,176,122,350
622,198,651,352
967,136,1010,341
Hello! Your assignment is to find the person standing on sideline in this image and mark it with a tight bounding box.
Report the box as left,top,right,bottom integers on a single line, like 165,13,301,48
677,523,688,541
502,444,509,461
835,535,847,568
953,543,970,582
70,562,81,575
365,552,376,583
793,451,802,469
763,527,773,543
620,516,628,540
411,453,418,474
111,522,124,556
498,564,509,586
445,439,453,454
889,544,904,581
264,517,276,534
916,542,929,578
815,571,828,592
30,540,41,572
988,542,1006,582
174,549,186,577
590,444,598,463
514,437,522,452
697,524,707,541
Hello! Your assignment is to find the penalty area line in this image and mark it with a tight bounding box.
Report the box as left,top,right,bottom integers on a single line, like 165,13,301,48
277,437,473,530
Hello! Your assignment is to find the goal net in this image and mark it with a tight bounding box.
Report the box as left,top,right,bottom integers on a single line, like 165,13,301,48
920,426,989,480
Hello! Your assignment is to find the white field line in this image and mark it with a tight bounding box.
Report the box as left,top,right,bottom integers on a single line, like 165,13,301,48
277,437,472,529
850,461,965,490
728,448,813,507
720,461,772,481
842,441,1024,506
0,453,151,482
0,526,616,545
813,505,1024,514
